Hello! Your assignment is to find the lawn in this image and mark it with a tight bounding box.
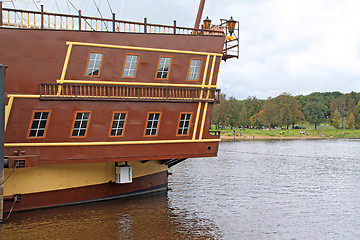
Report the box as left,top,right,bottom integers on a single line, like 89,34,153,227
211,126,360,139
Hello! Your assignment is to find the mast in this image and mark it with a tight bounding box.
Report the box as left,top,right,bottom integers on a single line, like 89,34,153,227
194,0,206,29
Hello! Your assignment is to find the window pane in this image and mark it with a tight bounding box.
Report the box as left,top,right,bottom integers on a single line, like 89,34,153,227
86,52,103,76
34,112,41,119
72,129,78,136
74,121,81,128
39,120,47,128
29,130,37,137
31,120,39,129
110,112,127,136
37,130,45,137
156,57,171,79
29,111,50,138
123,55,138,78
72,112,90,137
188,59,201,80
145,113,161,136
81,121,88,128
177,113,191,135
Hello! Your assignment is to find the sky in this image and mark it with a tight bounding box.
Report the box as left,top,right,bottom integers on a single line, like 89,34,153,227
4,0,360,99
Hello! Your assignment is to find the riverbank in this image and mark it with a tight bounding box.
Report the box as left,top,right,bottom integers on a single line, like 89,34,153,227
215,128,360,140
220,135,329,140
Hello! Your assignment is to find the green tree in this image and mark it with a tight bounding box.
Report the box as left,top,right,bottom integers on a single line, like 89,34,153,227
331,109,341,129
276,93,304,129
303,97,327,130
357,100,360,126
260,97,278,130
239,96,264,127
330,97,346,128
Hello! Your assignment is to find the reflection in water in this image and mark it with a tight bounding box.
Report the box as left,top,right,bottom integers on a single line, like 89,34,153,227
1,139,360,239
0,192,220,240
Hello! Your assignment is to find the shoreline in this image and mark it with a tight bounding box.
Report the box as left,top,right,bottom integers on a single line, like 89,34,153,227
220,135,330,140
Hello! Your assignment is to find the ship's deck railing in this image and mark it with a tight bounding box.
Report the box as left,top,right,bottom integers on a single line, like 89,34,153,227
40,83,221,103
0,3,224,35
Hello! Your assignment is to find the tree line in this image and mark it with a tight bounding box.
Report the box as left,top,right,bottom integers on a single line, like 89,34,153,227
211,91,360,130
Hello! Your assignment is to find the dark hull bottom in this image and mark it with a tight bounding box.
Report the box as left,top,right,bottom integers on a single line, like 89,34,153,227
3,171,168,213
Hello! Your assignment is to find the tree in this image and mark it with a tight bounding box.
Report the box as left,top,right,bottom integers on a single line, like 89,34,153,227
260,97,278,130
239,96,264,127
303,97,327,130
250,110,263,127
346,113,355,129
276,93,304,129
357,100,360,127
330,97,346,129
331,109,341,129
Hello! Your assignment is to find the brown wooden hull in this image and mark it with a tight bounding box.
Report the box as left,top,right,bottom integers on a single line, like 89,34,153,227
4,170,168,212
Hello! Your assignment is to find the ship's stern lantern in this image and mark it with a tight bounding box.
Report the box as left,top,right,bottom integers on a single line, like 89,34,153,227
227,16,236,36
203,16,212,30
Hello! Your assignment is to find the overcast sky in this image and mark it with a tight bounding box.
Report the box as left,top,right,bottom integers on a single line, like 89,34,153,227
5,0,360,99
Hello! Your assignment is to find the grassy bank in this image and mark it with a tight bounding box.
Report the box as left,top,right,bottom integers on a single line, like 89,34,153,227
212,126,360,139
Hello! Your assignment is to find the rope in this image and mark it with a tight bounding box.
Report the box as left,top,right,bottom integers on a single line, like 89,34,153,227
3,195,18,221
106,0,113,14
0,162,19,186
92,0,103,19
31,0,40,11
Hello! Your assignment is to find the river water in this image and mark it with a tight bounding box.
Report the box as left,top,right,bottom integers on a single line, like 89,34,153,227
1,139,360,239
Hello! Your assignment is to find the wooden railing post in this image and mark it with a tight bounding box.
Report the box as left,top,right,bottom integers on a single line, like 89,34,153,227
144,18,147,33
41,5,44,29
112,13,116,32
78,10,81,30
0,2,3,27
173,20,176,34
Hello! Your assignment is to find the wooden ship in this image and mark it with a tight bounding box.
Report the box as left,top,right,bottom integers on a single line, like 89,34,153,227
0,0,239,216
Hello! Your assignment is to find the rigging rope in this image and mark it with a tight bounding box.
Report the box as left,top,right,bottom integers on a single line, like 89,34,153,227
65,0,72,14
106,0,114,14
92,0,103,19
66,0,78,12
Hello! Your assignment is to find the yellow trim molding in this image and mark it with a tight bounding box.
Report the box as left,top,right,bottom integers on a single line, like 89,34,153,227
4,138,221,148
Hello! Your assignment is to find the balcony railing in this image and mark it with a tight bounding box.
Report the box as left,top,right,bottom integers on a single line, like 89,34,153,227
0,3,224,36
40,83,220,103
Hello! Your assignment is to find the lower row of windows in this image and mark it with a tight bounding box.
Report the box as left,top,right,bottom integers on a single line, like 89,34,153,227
28,111,192,139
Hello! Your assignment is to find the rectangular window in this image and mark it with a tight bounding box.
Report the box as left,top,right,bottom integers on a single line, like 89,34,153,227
85,52,104,76
145,113,161,136
71,112,91,137
187,59,202,81
28,111,51,138
177,113,192,135
156,56,172,79
110,112,127,137
122,54,139,78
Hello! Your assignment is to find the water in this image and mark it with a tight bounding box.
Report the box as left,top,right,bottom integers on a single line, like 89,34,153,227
1,139,360,239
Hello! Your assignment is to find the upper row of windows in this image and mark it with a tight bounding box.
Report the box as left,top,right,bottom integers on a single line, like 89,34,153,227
28,111,192,139
85,52,202,81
